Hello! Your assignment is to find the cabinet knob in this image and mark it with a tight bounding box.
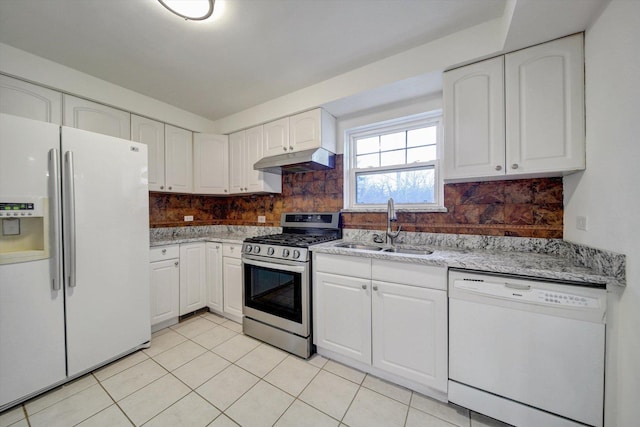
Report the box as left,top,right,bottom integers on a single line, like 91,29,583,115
495,165,502,171
160,185,164,190
161,249,167,254
282,147,287,151
361,284,367,290
216,245,220,249
168,186,173,190
174,261,179,267
511,163,519,170
224,189,228,192
373,285,378,291
288,146,294,151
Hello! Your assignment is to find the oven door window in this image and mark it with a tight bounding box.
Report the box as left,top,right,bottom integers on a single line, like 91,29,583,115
244,263,302,324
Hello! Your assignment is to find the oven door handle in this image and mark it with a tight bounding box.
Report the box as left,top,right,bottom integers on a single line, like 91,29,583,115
242,257,307,274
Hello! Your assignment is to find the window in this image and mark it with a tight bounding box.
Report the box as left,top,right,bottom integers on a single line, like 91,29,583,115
344,112,444,211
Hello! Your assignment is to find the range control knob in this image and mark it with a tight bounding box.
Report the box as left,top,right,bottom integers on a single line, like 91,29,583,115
253,245,261,254
292,250,301,259
267,247,275,256
244,244,252,253
282,249,290,258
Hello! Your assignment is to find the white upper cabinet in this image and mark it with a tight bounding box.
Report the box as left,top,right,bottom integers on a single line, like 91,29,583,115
131,115,165,191
229,126,281,194
193,133,229,195
505,33,585,175
0,75,62,124
164,124,193,193
443,33,585,182
261,108,337,158
289,109,336,153
263,117,289,158
443,56,505,180
63,95,130,139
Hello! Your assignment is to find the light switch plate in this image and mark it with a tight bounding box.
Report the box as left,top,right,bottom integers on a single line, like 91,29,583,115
258,216,266,223
184,215,194,222
576,216,587,231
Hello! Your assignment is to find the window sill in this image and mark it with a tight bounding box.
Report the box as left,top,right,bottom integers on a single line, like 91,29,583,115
341,207,448,213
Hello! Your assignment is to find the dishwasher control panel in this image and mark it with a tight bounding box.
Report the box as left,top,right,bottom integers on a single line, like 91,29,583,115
538,290,600,308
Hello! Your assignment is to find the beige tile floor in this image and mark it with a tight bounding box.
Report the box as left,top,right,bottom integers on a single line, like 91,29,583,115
0,312,511,427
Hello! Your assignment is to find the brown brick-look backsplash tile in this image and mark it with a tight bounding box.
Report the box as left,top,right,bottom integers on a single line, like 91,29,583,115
149,154,563,238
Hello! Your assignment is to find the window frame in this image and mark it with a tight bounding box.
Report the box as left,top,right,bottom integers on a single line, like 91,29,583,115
343,111,445,212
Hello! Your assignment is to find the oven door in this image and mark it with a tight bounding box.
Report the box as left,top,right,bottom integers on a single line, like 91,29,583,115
242,255,309,337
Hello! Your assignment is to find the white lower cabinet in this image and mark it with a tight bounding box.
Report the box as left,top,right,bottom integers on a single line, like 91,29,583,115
206,242,223,314
222,243,243,322
179,243,206,316
149,245,180,331
313,253,448,399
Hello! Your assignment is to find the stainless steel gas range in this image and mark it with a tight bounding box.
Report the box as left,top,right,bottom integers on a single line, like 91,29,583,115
241,212,341,358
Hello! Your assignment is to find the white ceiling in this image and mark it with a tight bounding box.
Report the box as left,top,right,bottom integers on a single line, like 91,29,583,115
0,0,507,121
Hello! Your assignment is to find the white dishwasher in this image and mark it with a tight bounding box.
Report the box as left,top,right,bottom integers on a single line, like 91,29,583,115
448,269,606,427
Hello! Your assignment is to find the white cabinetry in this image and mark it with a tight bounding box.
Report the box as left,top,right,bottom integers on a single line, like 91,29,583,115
149,246,180,332
194,133,229,195
313,253,447,398
63,95,130,139
222,243,243,322
131,115,165,191
206,242,224,314
443,33,585,182
229,126,281,194
179,243,206,315
0,75,62,124
262,108,336,158
165,124,193,193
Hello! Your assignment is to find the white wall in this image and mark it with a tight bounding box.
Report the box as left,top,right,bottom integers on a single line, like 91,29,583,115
0,43,217,132
563,1,640,425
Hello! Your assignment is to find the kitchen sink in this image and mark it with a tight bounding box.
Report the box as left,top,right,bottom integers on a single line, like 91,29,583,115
382,247,434,255
335,243,384,251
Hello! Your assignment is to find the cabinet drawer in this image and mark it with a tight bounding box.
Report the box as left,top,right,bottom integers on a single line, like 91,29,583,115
150,245,179,262
314,253,371,279
372,260,446,290
223,243,242,259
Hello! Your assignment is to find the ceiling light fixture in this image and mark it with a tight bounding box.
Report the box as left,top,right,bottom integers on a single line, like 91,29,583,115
158,0,215,21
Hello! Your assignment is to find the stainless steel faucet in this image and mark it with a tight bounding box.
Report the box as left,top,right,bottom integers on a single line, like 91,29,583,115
386,197,402,245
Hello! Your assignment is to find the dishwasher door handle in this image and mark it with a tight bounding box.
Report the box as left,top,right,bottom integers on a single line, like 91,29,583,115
505,282,531,291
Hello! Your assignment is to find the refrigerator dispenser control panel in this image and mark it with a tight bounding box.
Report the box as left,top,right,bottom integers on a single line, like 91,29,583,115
0,197,44,217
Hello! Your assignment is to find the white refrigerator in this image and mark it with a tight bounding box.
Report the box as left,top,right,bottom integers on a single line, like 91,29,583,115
0,113,150,410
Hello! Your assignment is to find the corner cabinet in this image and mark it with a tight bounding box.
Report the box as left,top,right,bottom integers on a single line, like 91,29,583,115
149,245,180,332
313,253,448,399
262,108,337,158
194,133,229,195
229,126,281,194
443,33,585,182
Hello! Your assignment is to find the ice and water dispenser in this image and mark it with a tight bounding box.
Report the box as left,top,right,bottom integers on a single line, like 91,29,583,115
0,196,50,265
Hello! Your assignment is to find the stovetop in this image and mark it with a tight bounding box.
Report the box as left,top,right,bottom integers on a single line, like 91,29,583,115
244,232,339,248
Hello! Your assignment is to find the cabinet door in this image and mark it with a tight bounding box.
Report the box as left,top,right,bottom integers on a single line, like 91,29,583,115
289,109,322,153
314,272,371,364
263,117,289,157
505,34,585,174
165,124,193,193
228,130,245,193
206,243,223,314
132,115,165,191
372,281,447,392
179,243,206,315
222,256,243,322
443,57,505,180
63,95,131,139
149,258,180,326
0,75,62,124
244,125,264,193
194,133,229,195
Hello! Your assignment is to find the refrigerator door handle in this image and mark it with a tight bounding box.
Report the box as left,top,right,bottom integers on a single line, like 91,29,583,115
64,150,77,288
49,148,62,291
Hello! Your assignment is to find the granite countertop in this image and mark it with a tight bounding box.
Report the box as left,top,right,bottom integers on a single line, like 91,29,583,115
150,233,247,247
311,240,621,288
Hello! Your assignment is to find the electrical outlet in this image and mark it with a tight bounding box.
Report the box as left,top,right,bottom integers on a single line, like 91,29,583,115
576,216,587,231
184,215,194,222
258,215,266,223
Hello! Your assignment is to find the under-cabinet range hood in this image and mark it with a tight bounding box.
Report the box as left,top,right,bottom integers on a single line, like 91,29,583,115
253,147,335,174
